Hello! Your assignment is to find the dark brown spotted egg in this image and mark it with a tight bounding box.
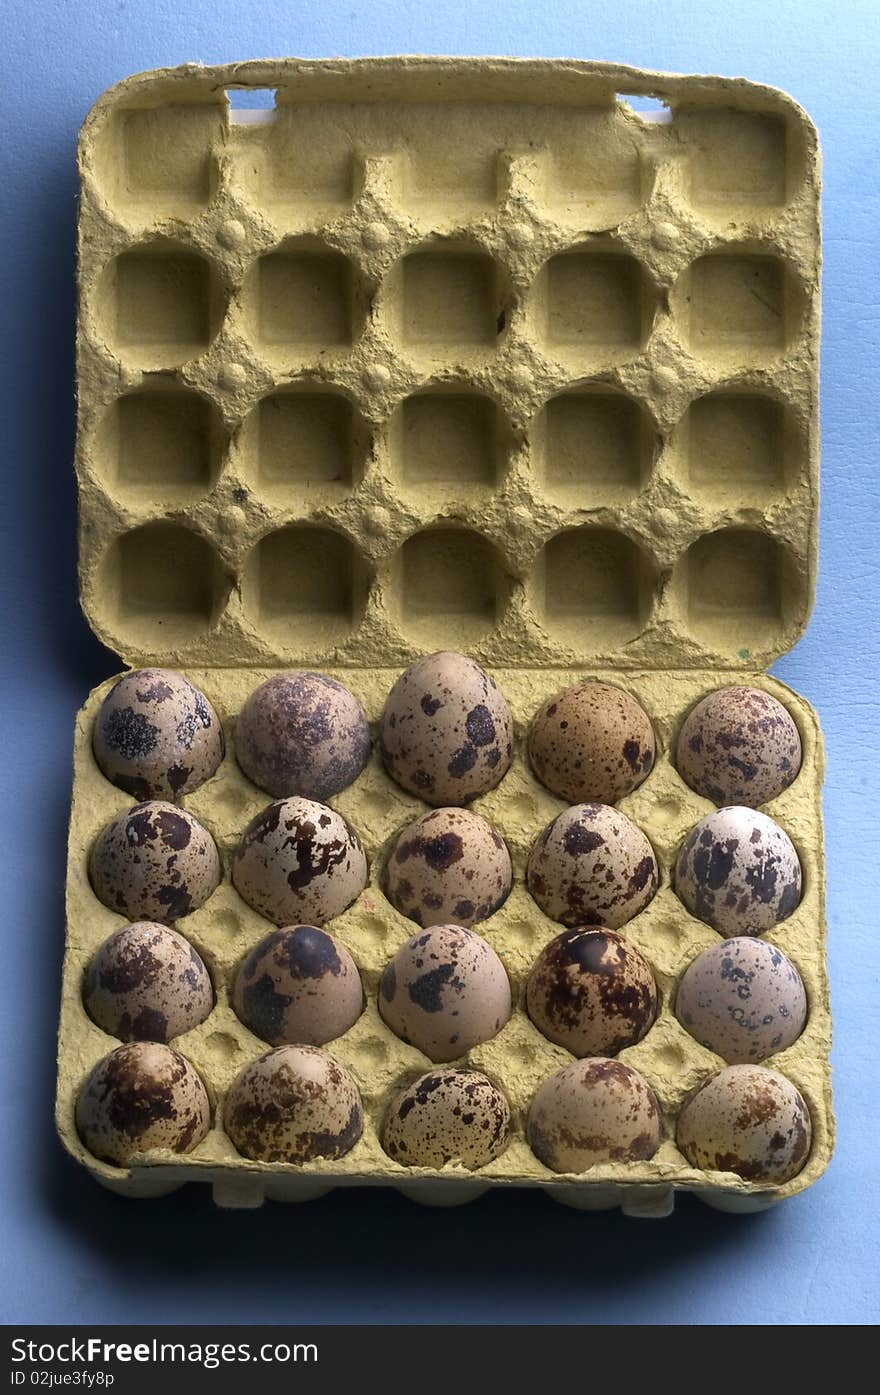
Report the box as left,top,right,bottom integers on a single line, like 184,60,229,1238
382,1069,512,1170
235,671,371,800
89,801,222,923
224,1044,363,1164
675,807,802,936
76,1041,211,1166
379,925,511,1062
676,1064,811,1183
676,938,807,1064
93,669,223,801
526,927,657,1057
385,807,513,929
232,924,364,1046
527,803,658,930
527,1058,662,1173
232,797,367,927
380,652,514,805
83,922,214,1043
529,682,655,805
676,686,802,808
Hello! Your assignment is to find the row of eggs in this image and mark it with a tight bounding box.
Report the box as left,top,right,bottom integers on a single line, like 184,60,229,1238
93,656,804,812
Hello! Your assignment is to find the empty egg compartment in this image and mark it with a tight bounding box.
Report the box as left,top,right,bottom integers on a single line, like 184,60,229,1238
58,666,831,1213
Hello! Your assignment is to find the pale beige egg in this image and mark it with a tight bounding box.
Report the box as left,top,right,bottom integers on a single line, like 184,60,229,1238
527,802,658,930
224,1044,363,1164
676,1064,811,1183
527,1058,662,1173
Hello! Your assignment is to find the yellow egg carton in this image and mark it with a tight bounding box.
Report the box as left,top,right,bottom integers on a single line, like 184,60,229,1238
60,57,830,1215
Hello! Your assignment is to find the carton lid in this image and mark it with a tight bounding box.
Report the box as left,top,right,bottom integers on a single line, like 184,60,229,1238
75,57,820,671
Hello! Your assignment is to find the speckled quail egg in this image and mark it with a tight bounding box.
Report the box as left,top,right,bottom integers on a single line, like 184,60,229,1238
76,1041,211,1166
232,797,368,927
676,1064,811,1183
385,807,513,929
235,671,371,800
93,668,223,801
382,1069,512,1170
224,1044,363,1164
83,922,214,1043
379,652,514,805
233,924,364,1046
527,803,659,930
529,682,655,805
676,938,807,1064
527,1058,662,1173
676,686,802,808
378,924,511,1062
675,807,802,936
89,801,222,923
527,927,657,1057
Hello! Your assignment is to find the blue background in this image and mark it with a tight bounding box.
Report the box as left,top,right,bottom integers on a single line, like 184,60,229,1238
2,0,878,1327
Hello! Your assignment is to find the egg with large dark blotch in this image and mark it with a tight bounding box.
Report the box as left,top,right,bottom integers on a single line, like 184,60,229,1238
675,937,807,1063
76,1042,211,1166
527,803,659,930
233,924,364,1046
385,807,513,929
232,797,367,927
235,671,371,800
379,925,511,1062
89,801,221,924
93,669,223,802
675,686,802,808
527,927,657,1057
674,807,802,936
379,652,514,805
84,922,214,1043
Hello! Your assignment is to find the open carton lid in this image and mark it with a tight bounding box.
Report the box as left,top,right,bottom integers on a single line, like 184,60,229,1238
74,57,820,672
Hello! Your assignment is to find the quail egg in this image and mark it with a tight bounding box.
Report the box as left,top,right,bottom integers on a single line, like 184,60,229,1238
76,1041,211,1166
676,937,808,1064
224,1044,363,1164
385,807,513,929
676,1064,811,1183
526,927,657,1057
528,681,655,805
379,924,511,1061
233,924,364,1046
382,1069,512,1170
527,1058,662,1173
89,801,221,923
527,803,658,929
675,807,802,936
93,668,223,801
232,797,367,927
676,686,802,808
235,671,371,800
379,652,514,805
83,922,214,1043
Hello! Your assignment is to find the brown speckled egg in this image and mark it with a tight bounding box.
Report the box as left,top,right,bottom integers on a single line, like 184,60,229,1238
676,686,802,808
529,682,655,805
676,938,807,1064
224,1044,363,1164
675,807,802,936
527,927,657,1057
232,797,367,927
382,1069,511,1170
76,1041,210,1166
93,669,223,802
676,1064,811,1183
233,924,364,1046
378,925,511,1062
379,652,514,805
385,807,513,929
527,803,658,930
89,801,222,924
83,922,214,1043
527,1058,662,1173
235,671,371,800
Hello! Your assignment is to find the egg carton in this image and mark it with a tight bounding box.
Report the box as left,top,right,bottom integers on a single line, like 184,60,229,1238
60,58,830,1215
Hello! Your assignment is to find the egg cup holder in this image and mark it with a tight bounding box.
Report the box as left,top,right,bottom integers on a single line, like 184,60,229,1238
60,58,830,1215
